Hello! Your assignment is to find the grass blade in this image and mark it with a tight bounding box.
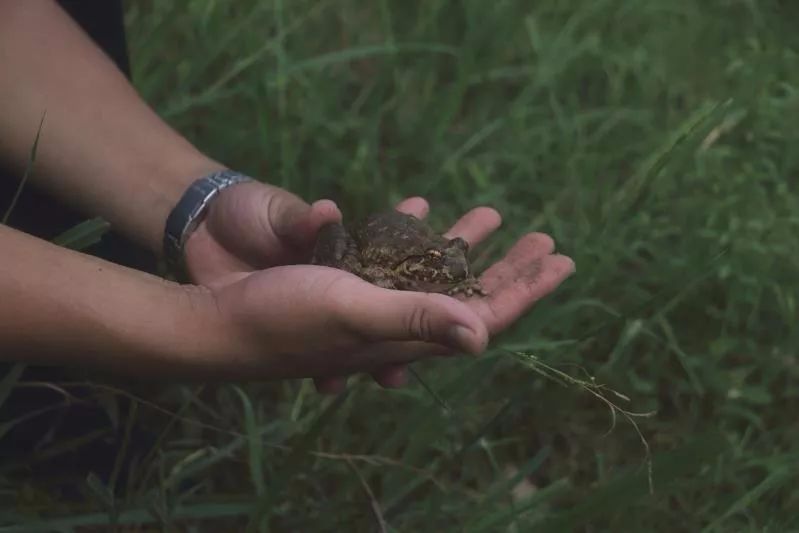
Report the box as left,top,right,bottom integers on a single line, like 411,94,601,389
2,112,45,224
51,217,110,251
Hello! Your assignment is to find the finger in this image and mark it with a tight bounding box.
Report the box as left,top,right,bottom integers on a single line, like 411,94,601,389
489,253,574,303
314,376,348,394
185,223,253,284
479,233,557,291
472,241,575,333
333,286,489,356
443,206,502,247
272,193,342,249
308,199,344,231
371,364,408,388
314,365,407,392
395,197,429,219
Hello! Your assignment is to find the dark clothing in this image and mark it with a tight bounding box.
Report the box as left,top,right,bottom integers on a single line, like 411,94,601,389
59,0,131,76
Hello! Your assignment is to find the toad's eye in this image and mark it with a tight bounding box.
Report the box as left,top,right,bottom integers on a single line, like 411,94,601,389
426,249,442,258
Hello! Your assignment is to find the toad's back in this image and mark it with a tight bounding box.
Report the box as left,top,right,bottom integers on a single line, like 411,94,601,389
353,211,444,265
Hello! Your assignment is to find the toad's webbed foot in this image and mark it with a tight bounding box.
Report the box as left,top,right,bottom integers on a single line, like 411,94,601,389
445,276,487,298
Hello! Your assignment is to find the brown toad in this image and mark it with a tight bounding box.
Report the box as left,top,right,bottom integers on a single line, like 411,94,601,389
312,210,485,296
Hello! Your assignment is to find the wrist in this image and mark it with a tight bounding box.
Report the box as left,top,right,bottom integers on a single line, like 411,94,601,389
149,282,240,378
162,169,254,280
159,280,280,381
143,152,227,255
0,224,231,377
73,276,241,380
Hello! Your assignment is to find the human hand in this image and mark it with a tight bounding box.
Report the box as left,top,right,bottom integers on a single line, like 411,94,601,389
181,180,574,388
182,180,342,288
313,198,575,394
189,261,489,380
181,181,490,380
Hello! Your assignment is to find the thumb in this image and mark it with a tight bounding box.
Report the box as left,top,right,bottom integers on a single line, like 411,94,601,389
336,286,489,355
270,195,342,251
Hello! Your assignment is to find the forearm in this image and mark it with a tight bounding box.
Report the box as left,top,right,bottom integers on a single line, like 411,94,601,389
0,1,223,254
0,224,224,375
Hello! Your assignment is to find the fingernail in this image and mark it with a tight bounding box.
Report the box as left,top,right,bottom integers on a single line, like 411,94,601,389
448,325,477,354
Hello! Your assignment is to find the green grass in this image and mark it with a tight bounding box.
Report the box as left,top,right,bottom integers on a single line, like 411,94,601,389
3,0,799,530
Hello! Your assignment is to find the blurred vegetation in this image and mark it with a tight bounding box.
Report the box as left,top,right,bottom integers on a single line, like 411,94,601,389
2,0,799,530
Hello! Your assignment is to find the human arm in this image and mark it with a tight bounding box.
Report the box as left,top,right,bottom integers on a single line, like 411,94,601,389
0,0,222,253
0,223,217,374
0,0,349,297
0,0,486,382
0,222,488,378
0,1,575,387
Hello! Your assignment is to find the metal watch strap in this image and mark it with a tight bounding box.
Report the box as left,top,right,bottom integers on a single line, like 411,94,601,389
163,169,252,278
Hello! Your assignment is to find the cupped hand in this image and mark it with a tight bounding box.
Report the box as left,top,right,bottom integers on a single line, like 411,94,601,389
313,197,575,394
180,180,574,388
182,180,342,287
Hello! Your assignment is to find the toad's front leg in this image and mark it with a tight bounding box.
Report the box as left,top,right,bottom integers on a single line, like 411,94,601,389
312,223,361,274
